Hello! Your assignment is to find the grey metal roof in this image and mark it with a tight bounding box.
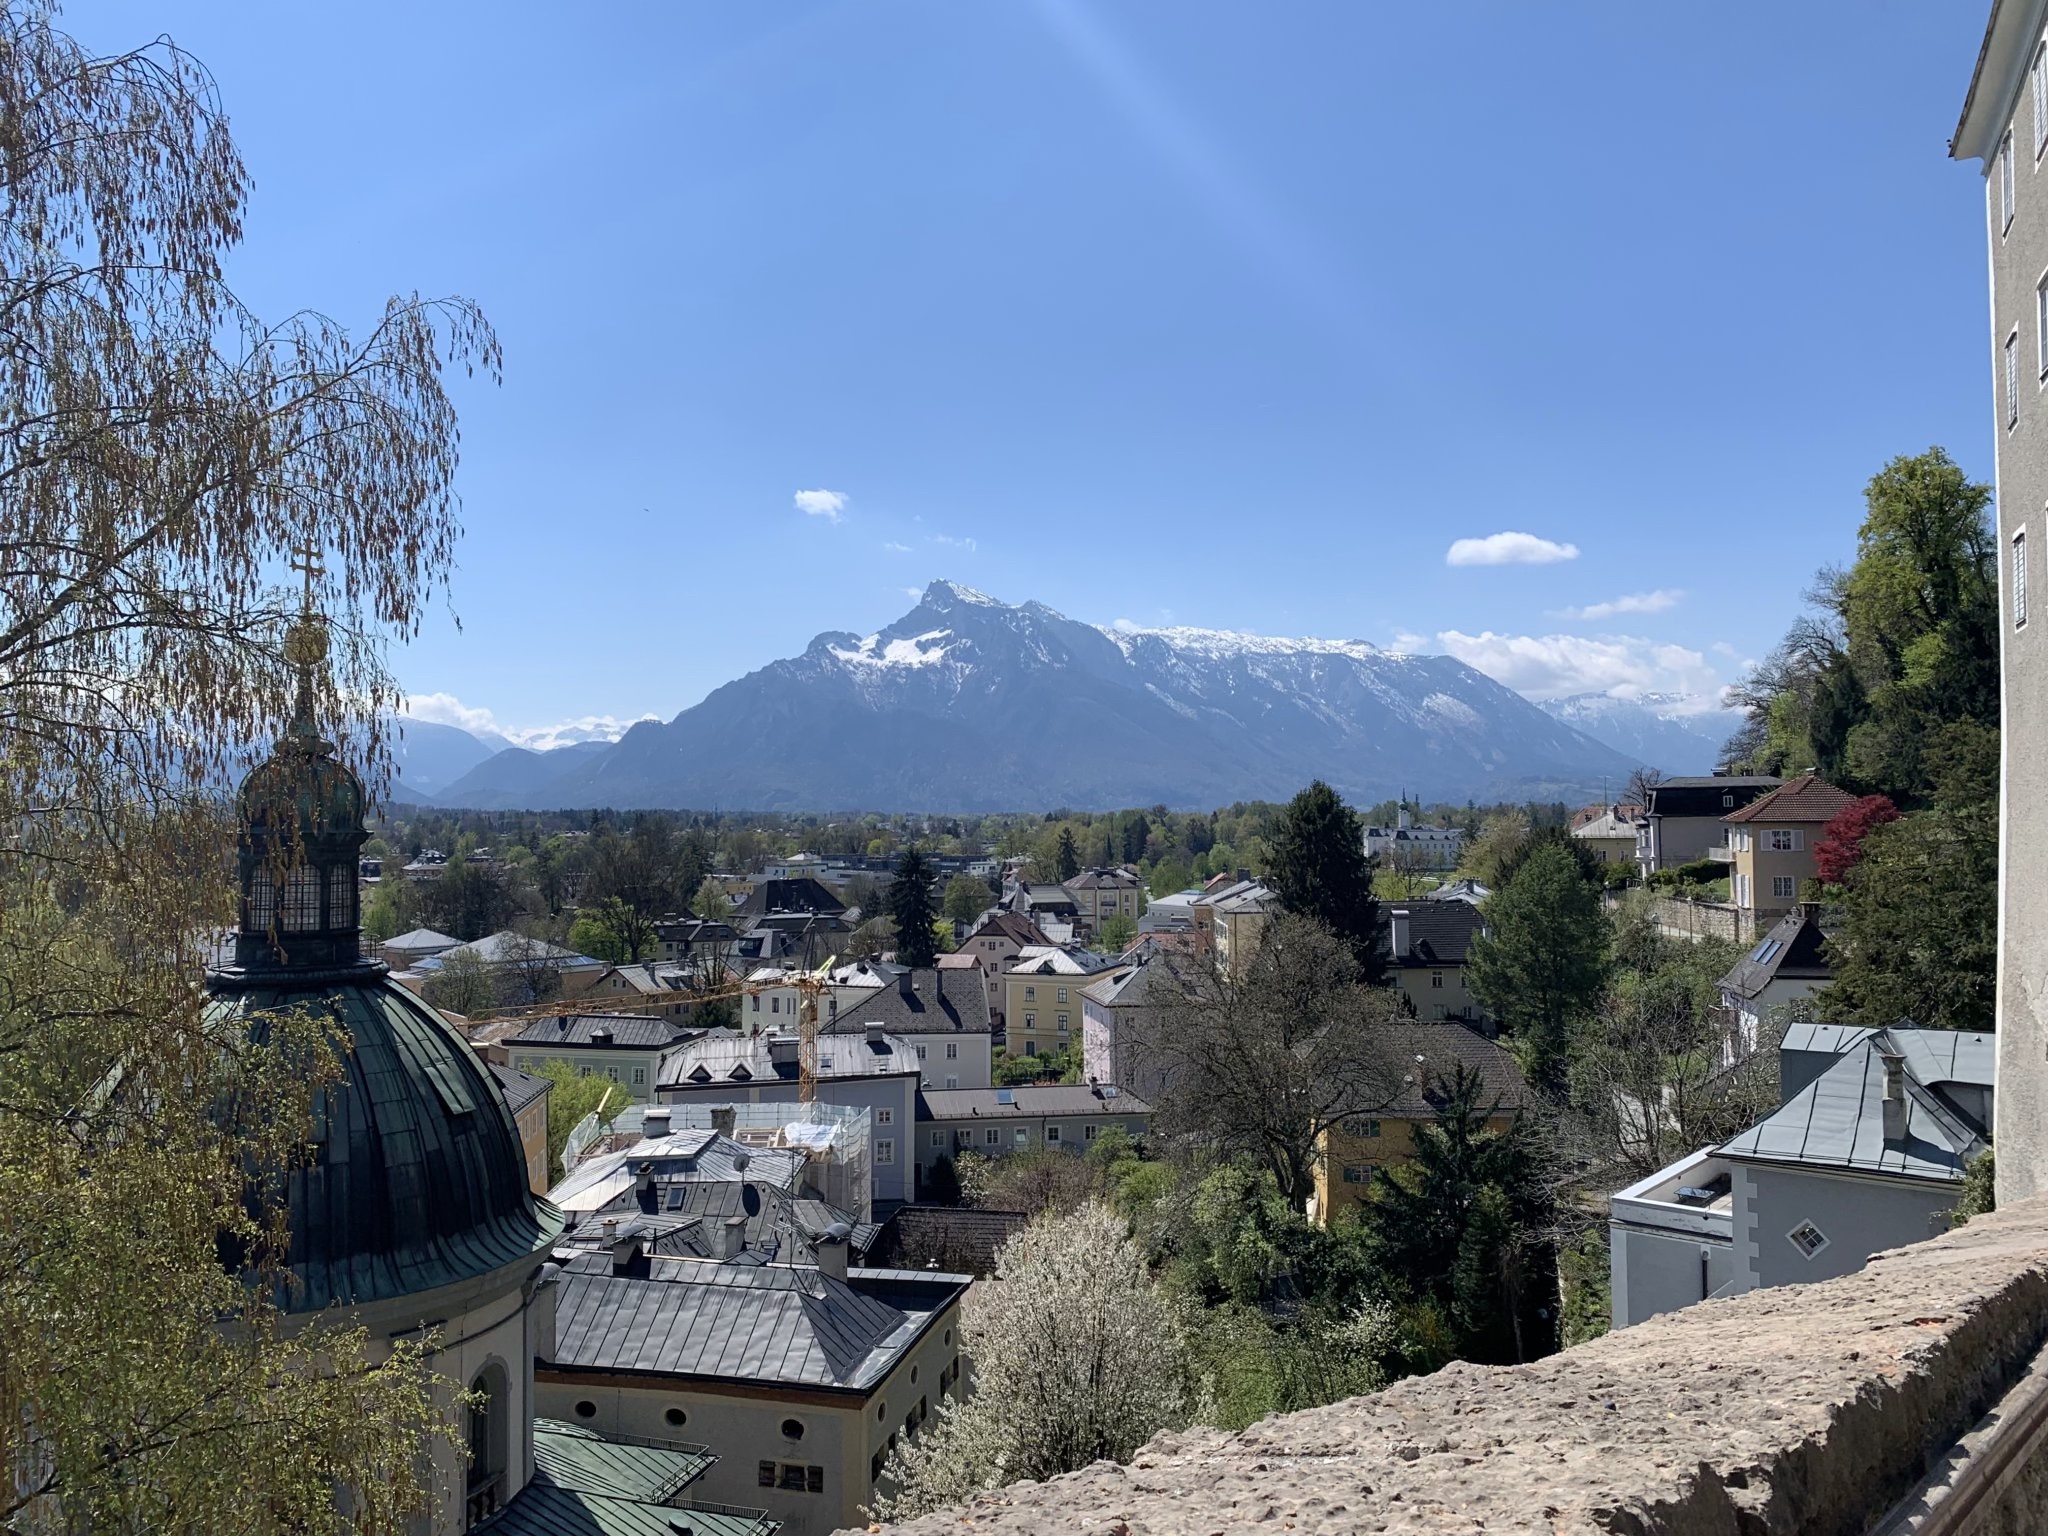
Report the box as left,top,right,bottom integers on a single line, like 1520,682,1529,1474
1717,1028,1986,1182
826,969,990,1036
491,1063,553,1114
550,1133,806,1212
558,1180,872,1266
1719,909,1833,999
547,1260,942,1391
532,1418,709,1501
918,1084,1151,1120
511,1013,696,1050
208,976,561,1312
656,1030,921,1089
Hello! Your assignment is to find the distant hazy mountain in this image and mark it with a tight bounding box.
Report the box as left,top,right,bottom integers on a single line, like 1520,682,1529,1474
385,719,502,802
432,739,614,807
425,582,1641,812
1537,692,1735,776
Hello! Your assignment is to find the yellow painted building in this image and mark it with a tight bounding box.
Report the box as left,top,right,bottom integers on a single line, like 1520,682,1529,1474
1723,774,1859,941
1309,1023,1529,1227
1003,944,1121,1057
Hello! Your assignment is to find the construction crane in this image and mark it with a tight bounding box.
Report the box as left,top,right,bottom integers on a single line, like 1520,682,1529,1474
462,956,842,1103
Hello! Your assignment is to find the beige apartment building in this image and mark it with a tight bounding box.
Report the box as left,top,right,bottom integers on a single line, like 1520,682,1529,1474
1002,945,1121,1057
1721,775,1858,941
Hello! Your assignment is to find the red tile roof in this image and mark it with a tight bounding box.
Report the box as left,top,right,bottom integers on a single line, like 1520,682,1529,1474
1722,774,1861,825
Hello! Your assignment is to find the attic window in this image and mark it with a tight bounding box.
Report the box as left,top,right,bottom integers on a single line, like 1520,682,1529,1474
688,1066,711,1083
1787,1220,1830,1260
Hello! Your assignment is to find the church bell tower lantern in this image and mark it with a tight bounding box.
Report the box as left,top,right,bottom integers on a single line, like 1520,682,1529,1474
232,544,370,974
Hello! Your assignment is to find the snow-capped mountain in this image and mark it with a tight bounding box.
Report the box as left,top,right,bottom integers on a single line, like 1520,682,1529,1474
430,582,1641,811
1537,692,1736,776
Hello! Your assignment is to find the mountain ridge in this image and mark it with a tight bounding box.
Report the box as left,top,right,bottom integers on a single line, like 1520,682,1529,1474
423,582,1644,812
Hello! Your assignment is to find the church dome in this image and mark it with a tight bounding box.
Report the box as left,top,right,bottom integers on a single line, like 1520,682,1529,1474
210,598,557,1312
210,971,559,1313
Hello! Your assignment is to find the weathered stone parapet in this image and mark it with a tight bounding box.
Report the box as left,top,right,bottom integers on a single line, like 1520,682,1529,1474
866,1198,2048,1535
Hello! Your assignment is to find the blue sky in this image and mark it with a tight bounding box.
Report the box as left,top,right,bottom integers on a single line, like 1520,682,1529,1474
87,0,1994,745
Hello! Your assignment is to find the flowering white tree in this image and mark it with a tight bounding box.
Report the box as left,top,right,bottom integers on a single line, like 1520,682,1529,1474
868,1201,1189,1521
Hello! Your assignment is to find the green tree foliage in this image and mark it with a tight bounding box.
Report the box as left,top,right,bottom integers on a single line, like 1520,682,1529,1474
417,848,516,941
529,1059,622,1179
1266,781,1385,979
1728,448,1996,803
889,845,941,968
1361,1065,1556,1365
0,6,499,1521
1825,721,1999,1030
1558,1229,1612,1346
1467,844,1609,1092
1096,913,1137,953
1953,1149,1996,1227
1053,825,1080,881
943,872,993,928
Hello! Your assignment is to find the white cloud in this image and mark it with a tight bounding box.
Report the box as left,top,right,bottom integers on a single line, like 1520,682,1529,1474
1445,531,1580,567
931,533,977,552
794,488,847,522
881,540,911,553
1426,629,1727,702
1111,618,1140,633
1553,588,1683,621
903,587,924,600
403,693,655,751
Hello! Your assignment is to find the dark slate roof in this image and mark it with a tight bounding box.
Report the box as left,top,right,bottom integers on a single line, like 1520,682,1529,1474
735,878,846,917
510,1013,695,1050
867,1205,1029,1277
547,1259,949,1390
964,910,1048,947
1386,902,1485,967
491,1063,553,1114
1718,908,1832,1000
918,1084,1151,1119
208,975,561,1312
1645,776,1782,820
826,970,990,1037
1723,773,1861,825
1376,1023,1532,1117
1717,1027,1988,1182
1068,867,1141,890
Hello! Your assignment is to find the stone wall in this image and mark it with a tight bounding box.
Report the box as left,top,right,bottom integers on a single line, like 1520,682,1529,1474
866,1198,2048,1535
1648,895,1742,944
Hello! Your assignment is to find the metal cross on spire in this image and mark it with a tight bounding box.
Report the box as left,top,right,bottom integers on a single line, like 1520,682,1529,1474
282,536,330,727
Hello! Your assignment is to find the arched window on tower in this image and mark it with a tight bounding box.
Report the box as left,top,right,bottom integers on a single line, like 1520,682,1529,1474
280,866,321,932
465,1363,509,1527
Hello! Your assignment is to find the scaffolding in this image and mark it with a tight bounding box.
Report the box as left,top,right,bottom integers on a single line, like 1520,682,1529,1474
560,1099,873,1221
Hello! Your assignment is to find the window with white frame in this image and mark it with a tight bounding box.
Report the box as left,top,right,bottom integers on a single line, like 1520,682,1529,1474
931,1130,944,1148
2018,528,2031,629
1768,829,1802,852
1012,1127,1028,1146
2004,131,2018,231
1772,876,1799,900
1084,1123,1099,1141
916,1045,927,1060
875,1139,894,1165
1736,873,1752,908
2011,330,2023,429
2037,44,2048,153
877,1107,893,1126
945,1042,958,1059
984,1127,999,1145
1046,1125,1061,1143
944,1075,958,1088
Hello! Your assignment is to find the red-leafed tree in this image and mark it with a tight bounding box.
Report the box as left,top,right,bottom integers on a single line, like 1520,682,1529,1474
1815,795,1903,884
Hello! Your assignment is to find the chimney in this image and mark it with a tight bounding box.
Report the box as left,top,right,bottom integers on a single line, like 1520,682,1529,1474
814,1222,852,1281
642,1107,672,1140
767,1035,798,1069
590,1027,613,1046
898,969,915,998
714,1213,747,1261
1390,909,1412,960
710,1104,736,1137
1881,1053,1909,1143
865,1021,886,1049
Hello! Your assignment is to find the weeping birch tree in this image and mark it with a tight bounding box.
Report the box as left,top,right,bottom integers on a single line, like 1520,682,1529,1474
0,5,497,1528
